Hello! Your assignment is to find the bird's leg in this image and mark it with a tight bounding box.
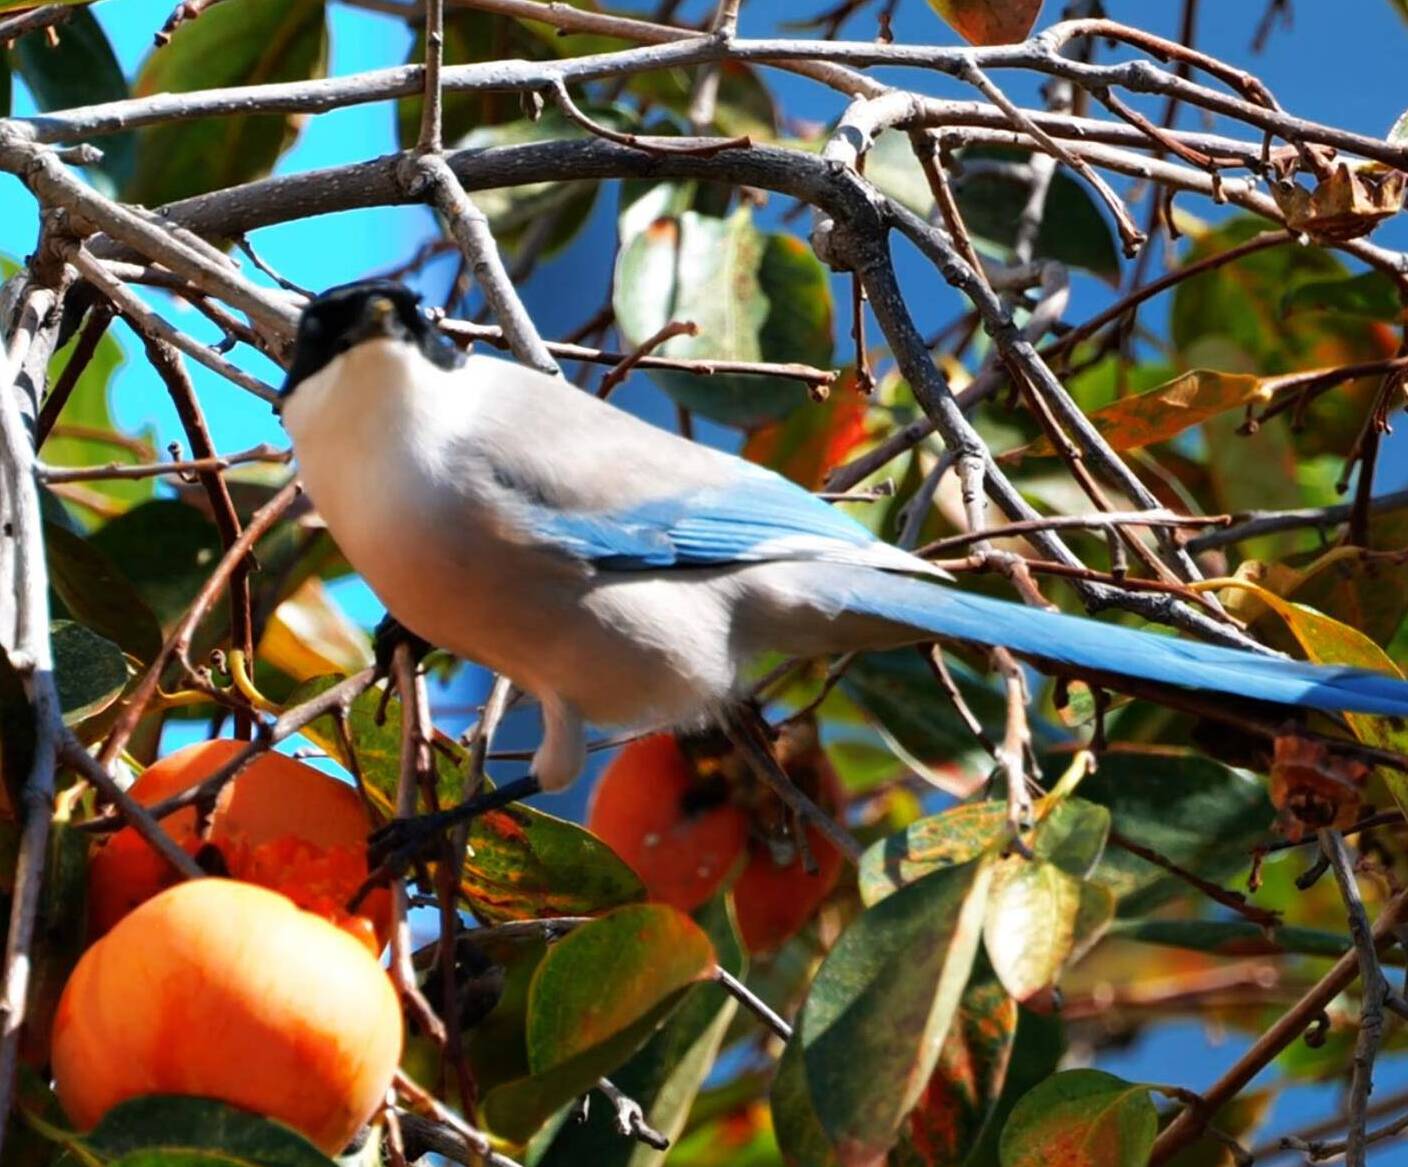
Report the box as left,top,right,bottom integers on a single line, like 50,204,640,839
720,704,863,866
365,773,543,882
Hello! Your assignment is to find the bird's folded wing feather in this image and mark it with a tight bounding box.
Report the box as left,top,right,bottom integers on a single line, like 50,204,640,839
511,469,930,574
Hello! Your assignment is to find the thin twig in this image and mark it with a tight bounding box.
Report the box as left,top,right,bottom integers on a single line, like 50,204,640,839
0,284,65,1163
401,153,559,376
37,442,289,483
97,480,301,769
1150,889,1408,1162
1318,828,1386,1167
418,0,445,152
389,646,447,1042
597,320,698,399
715,966,792,1041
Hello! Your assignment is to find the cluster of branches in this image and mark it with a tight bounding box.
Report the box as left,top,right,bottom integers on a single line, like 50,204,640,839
2,0,1408,1163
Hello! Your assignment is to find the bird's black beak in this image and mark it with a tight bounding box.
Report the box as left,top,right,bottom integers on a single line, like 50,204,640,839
354,294,408,343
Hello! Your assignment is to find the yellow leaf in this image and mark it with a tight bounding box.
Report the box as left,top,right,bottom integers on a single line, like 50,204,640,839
258,577,373,682
1199,576,1408,814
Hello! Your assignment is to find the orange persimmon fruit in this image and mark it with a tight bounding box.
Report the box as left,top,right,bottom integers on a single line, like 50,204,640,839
587,733,749,912
87,739,388,949
588,728,842,953
52,879,402,1154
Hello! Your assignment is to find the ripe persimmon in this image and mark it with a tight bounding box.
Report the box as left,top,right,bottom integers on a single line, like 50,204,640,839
587,726,843,953
52,879,402,1154
87,739,388,948
587,733,748,912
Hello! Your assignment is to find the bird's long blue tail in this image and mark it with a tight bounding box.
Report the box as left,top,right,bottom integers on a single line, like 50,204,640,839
832,569,1408,718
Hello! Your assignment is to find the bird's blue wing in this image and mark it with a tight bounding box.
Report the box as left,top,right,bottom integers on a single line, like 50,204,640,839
518,468,902,571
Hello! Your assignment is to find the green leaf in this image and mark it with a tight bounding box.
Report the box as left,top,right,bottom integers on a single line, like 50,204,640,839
860,799,1109,906
1075,748,1274,915
535,896,745,1167
982,860,1113,1004
10,11,132,191
772,1031,839,1167
1171,217,1381,376
613,205,832,427
397,12,556,146
1281,270,1402,321
840,648,1029,774
51,620,127,727
41,324,154,518
790,861,993,1164
90,501,222,631
124,0,328,207
627,62,778,141
78,1095,337,1167
454,110,622,261
927,0,1044,44
863,131,939,218
482,904,715,1144
954,147,1119,282
998,1070,1155,1167
1107,917,1362,962
906,971,1017,1167
46,523,163,665
288,675,644,923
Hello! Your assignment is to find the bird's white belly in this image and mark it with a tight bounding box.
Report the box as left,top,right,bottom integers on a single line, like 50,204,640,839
302,447,747,729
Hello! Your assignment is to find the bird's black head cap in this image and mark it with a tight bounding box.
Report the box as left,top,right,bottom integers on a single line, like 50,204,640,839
280,279,465,399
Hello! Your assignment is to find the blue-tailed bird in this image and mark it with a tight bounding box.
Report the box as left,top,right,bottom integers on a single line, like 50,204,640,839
278,280,1408,847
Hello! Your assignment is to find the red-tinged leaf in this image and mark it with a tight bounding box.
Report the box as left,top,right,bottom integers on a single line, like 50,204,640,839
928,0,1044,45
1004,370,1269,460
998,1070,1156,1167
786,861,994,1166
744,375,870,489
908,974,1017,1166
982,859,1114,1004
482,904,715,1143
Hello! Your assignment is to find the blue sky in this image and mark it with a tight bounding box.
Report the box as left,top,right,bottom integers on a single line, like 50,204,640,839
7,0,1408,1155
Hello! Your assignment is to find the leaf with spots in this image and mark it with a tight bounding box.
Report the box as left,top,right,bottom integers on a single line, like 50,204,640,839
982,859,1113,1004
782,861,993,1165
860,798,1109,906
998,1070,1156,1167
907,971,1017,1167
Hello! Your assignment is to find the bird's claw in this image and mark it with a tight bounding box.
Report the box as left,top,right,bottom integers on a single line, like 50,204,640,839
366,809,454,878
373,613,435,679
